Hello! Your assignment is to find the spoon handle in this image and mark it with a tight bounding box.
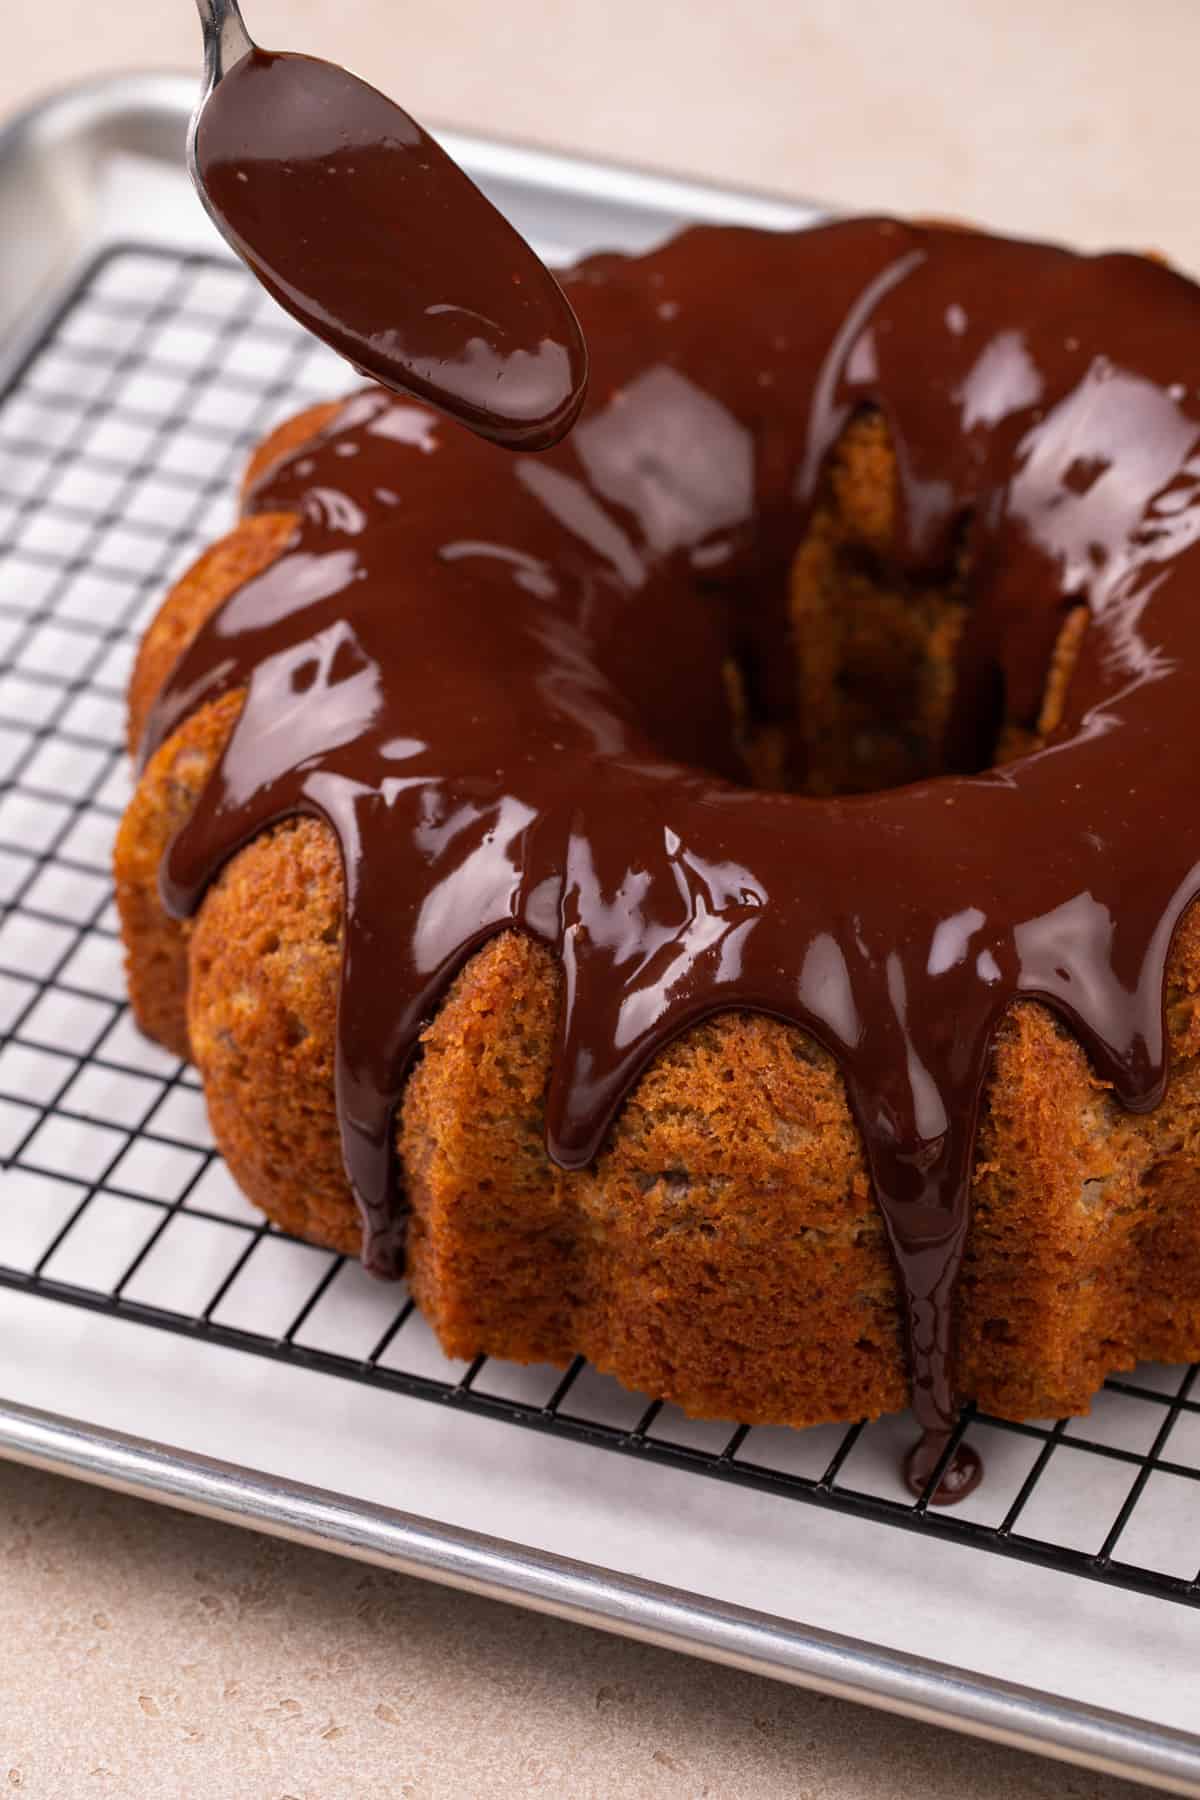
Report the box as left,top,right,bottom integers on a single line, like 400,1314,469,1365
194,0,255,87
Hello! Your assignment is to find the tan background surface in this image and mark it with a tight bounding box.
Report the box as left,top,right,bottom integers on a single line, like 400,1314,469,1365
0,2,1194,1794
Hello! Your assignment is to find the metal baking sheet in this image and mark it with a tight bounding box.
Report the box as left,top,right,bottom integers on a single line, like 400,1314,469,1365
0,72,1199,1795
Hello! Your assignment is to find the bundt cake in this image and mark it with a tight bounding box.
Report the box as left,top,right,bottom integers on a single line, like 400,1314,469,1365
115,217,1200,1491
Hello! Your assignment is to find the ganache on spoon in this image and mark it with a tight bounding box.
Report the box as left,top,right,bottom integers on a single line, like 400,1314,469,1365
187,0,588,450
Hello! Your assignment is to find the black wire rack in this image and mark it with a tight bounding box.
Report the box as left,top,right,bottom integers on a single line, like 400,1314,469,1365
1,243,1199,1615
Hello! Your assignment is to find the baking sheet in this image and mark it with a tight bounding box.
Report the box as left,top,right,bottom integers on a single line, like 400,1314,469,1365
0,72,1198,1793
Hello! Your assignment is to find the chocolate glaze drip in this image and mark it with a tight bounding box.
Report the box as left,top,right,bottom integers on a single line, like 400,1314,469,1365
195,49,588,449
903,1434,983,1507
141,219,1200,1483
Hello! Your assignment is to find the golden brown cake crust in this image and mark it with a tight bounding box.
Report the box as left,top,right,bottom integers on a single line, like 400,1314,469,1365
114,396,1200,1432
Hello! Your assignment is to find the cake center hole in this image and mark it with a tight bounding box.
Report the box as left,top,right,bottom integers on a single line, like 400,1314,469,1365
733,410,1086,799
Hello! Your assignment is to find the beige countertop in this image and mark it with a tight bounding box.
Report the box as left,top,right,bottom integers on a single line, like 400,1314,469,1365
0,3,1192,1795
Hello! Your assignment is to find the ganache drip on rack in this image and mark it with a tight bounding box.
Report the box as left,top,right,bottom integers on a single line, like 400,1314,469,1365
139,218,1200,1493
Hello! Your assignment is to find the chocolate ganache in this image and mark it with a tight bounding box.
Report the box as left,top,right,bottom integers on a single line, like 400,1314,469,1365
140,218,1200,1490
195,49,588,450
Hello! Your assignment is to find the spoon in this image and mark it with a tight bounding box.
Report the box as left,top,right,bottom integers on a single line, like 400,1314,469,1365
187,0,588,450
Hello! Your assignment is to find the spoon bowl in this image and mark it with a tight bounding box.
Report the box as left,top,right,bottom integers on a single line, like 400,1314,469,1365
184,0,588,450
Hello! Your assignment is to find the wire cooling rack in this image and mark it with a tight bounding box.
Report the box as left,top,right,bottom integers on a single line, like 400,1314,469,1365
1,243,1199,1619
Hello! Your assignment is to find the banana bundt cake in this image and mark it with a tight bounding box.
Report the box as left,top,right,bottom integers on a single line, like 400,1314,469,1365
115,218,1200,1489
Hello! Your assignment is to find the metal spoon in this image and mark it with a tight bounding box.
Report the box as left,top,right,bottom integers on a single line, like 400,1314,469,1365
187,0,254,205
183,0,587,449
